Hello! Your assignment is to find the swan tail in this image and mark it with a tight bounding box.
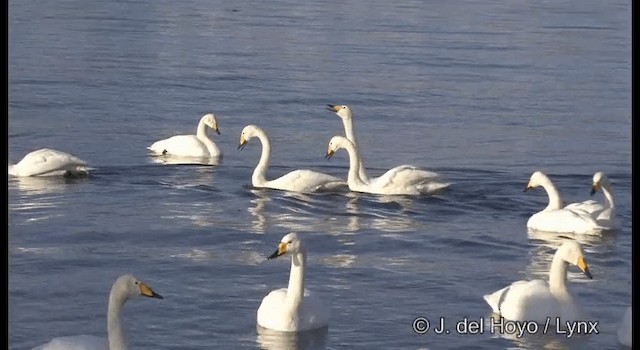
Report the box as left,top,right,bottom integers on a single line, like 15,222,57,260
483,286,511,314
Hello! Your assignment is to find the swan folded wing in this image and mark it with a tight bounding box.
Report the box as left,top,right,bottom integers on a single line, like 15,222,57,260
148,135,209,157
527,208,604,234
298,290,330,330
16,149,88,176
594,208,621,230
267,170,346,193
492,280,560,323
31,335,107,350
564,200,603,215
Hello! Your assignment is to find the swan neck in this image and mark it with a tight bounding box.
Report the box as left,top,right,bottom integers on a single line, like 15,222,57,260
601,184,615,209
342,141,367,189
196,122,219,156
251,130,270,186
286,249,306,312
541,180,563,210
548,253,569,295
341,117,369,182
107,289,128,350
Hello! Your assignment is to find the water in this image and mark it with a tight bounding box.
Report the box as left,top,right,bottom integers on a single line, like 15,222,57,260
8,0,631,349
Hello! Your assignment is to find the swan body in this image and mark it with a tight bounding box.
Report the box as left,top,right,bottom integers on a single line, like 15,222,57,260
617,306,632,347
257,232,330,332
148,113,221,158
525,171,605,234
483,240,593,325
32,274,163,350
9,148,90,177
325,136,449,195
238,125,347,194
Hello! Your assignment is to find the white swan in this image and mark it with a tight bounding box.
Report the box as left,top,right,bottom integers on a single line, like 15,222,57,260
148,113,221,158
524,171,605,234
257,232,330,332
325,136,449,195
238,125,347,194
31,274,163,350
586,172,621,230
617,306,632,347
9,148,90,177
326,104,445,190
483,240,593,325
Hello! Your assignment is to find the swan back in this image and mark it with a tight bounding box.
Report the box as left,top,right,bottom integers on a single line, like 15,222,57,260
10,148,89,177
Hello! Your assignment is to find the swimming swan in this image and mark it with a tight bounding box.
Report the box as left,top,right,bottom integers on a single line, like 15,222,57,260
325,135,449,195
483,240,593,325
9,148,90,177
586,172,621,231
617,306,632,347
524,171,604,234
31,274,163,350
238,125,347,194
257,232,330,332
148,113,221,158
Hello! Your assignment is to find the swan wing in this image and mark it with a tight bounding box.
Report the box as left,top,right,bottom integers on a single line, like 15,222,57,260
527,208,604,234
564,200,603,214
484,279,559,323
31,335,107,350
298,289,330,331
148,135,209,157
12,149,88,177
593,208,621,231
266,170,346,193
257,288,289,331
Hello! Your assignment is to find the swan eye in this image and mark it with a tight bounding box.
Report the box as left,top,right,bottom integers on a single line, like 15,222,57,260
135,281,139,285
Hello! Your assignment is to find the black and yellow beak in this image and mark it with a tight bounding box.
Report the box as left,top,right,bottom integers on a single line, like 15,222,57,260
238,135,247,150
139,282,164,299
577,256,593,279
524,184,533,192
326,104,340,113
267,242,288,260
325,148,335,160
214,126,221,135
590,183,599,196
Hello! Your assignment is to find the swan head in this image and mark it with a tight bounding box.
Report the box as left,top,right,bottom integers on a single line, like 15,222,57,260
201,113,220,135
556,241,593,279
524,171,550,192
591,171,608,196
326,104,352,120
238,124,261,150
267,232,303,260
114,274,164,300
325,136,352,160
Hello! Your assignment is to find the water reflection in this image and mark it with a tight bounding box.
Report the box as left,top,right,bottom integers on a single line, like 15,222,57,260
149,154,220,166
256,326,328,350
9,175,88,196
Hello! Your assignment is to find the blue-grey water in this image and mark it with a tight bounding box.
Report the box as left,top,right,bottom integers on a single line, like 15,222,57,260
8,0,631,349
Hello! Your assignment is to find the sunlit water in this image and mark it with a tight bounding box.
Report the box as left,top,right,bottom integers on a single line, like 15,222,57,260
9,0,630,349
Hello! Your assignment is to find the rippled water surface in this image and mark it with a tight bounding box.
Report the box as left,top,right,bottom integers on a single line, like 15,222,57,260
9,0,631,349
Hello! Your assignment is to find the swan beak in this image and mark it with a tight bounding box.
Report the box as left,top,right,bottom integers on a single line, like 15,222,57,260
325,149,335,160
326,104,340,113
139,282,164,299
214,127,221,135
267,242,287,260
524,184,533,192
238,136,247,150
577,256,593,279
590,183,599,196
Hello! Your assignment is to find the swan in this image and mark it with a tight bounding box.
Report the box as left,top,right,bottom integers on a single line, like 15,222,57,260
586,172,621,230
257,232,330,332
9,148,90,177
326,104,444,189
483,240,593,325
617,306,632,347
238,125,347,194
31,274,163,350
148,113,221,158
524,171,605,234
325,136,449,195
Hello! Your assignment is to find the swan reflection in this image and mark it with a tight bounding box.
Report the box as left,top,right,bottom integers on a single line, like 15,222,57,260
256,326,328,350
9,174,88,196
